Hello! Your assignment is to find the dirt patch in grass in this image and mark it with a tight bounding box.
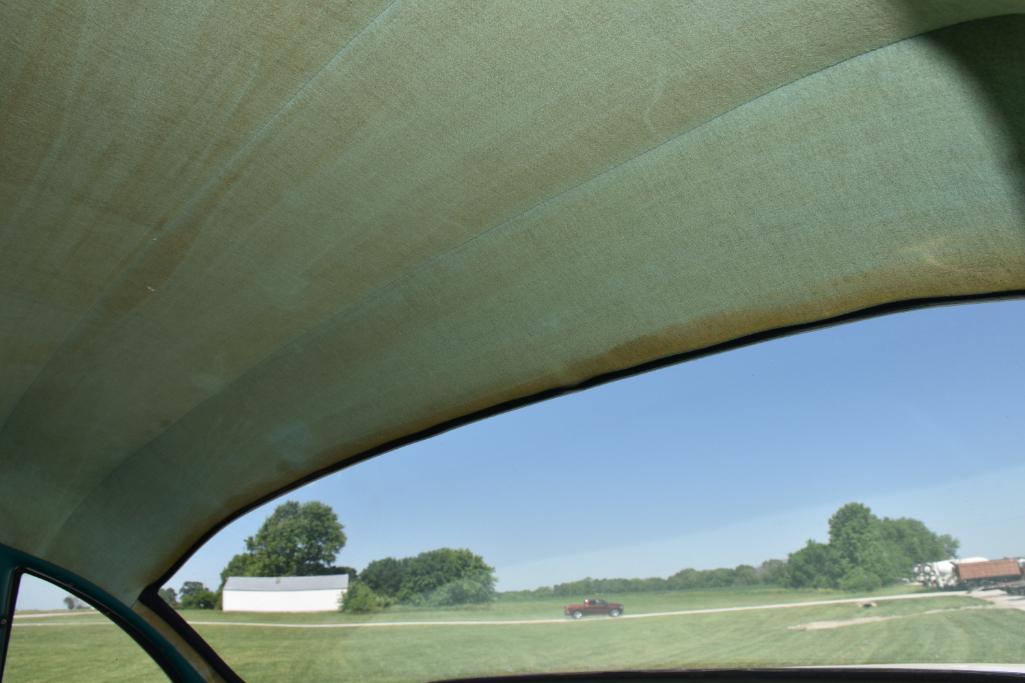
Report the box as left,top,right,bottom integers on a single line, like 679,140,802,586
789,605,992,631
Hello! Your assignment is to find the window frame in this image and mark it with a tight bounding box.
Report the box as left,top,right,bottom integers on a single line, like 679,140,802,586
0,542,232,682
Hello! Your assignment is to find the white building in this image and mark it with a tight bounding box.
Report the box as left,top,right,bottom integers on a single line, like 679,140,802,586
222,575,349,613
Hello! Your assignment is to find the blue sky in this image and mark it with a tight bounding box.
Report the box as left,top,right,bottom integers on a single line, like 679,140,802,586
19,299,1025,609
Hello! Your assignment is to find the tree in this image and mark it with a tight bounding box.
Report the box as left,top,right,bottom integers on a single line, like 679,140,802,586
428,571,496,606
784,540,843,589
757,559,788,585
702,568,736,588
179,581,217,609
360,548,496,605
219,553,257,586
879,517,959,565
828,503,880,574
831,503,908,585
839,566,882,593
666,568,701,590
360,557,406,598
158,587,179,608
938,534,960,559
785,503,959,589
220,500,346,586
62,596,82,610
732,564,760,586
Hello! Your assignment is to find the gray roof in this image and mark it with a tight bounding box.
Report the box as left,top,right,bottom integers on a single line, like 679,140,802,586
223,575,349,592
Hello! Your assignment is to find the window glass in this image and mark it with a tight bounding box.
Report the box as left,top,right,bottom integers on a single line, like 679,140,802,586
6,574,167,682
163,301,1025,682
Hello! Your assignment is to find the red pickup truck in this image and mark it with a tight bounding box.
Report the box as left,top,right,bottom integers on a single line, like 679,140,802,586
564,598,624,619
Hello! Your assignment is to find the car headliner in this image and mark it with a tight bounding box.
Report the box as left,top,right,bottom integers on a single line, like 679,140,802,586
1,2,1024,678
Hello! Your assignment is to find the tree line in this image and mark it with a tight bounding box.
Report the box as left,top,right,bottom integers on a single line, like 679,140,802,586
502,560,787,599
164,500,957,611
503,503,956,598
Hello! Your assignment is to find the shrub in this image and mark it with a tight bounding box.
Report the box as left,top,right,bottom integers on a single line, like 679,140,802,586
342,581,390,613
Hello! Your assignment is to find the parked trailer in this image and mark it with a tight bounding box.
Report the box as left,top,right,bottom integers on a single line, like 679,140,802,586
913,557,1025,590
956,558,1023,587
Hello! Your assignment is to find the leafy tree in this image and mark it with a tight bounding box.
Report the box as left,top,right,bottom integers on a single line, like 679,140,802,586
319,565,358,581
666,568,701,590
428,571,497,606
785,503,958,589
839,567,882,593
62,596,81,610
879,517,959,565
359,557,406,597
179,581,217,609
219,553,257,586
702,567,736,588
158,587,179,608
757,559,788,585
220,501,346,586
732,564,760,586
400,548,494,602
828,503,882,576
784,540,843,589
360,548,496,605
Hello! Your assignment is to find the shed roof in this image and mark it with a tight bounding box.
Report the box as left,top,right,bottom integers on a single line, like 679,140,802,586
223,575,349,592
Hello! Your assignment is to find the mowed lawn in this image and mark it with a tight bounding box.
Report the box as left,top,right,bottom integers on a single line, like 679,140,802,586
7,590,1025,682
179,585,925,624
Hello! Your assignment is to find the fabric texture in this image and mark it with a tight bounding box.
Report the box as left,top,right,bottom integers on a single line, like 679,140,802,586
1,1,1024,606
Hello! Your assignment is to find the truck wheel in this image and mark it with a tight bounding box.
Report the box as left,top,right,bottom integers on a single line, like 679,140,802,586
571,610,583,619
609,609,622,617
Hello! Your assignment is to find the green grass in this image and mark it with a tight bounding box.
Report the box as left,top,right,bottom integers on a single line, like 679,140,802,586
5,621,167,682
7,589,1024,682
177,584,925,624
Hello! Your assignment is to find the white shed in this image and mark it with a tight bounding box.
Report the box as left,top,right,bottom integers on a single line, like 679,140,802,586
222,575,349,613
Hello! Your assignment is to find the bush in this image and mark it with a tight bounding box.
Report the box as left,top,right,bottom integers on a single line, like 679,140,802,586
342,581,390,613
839,567,883,593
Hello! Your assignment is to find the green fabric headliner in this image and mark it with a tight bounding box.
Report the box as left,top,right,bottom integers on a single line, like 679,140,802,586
1,2,1024,610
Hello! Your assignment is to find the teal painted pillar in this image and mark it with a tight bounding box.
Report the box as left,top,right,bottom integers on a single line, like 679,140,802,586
0,550,20,679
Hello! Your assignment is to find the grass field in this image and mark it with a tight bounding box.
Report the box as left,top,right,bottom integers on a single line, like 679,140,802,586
7,588,1025,682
